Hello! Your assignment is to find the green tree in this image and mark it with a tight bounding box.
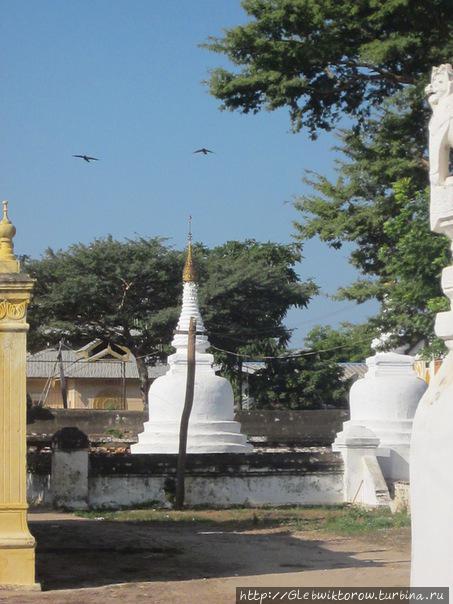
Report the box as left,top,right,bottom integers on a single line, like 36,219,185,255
248,353,350,410
247,322,375,410
203,0,453,135
371,179,449,354
205,0,453,351
304,322,375,362
196,239,317,404
26,237,317,408
25,237,182,407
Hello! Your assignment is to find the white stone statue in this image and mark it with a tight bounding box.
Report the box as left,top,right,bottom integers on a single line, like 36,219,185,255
410,64,453,589
426,63,453,233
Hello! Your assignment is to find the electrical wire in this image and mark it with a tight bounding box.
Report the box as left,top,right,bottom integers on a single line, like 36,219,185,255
28,324,374,366
209,335,374,361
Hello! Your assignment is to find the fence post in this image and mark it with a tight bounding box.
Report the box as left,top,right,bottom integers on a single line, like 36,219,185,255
51,427,89,510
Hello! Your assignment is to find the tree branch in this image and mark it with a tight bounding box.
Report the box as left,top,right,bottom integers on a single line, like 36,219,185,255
339,60,415,85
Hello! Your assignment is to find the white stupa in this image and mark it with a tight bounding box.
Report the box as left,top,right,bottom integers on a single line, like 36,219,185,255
336,335,426,481
131,235,252,454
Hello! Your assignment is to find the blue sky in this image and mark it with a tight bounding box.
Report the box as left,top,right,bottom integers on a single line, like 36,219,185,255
0,0,377,347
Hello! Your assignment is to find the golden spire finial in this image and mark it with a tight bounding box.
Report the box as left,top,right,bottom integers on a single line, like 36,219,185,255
183,215,197,283
0,200,19,273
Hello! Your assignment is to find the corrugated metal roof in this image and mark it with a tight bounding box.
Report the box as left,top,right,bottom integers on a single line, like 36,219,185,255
27,348,168,380
242,361,265,374
338,362,368,381
27,348,368,382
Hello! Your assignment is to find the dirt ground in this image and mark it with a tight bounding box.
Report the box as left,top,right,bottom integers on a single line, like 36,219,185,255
0,510,410,604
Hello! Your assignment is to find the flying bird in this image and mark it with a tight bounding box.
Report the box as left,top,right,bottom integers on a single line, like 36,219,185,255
193,148,214,155
73,154,100,163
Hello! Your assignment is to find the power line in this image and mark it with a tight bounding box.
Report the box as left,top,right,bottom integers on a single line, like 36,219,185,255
209,336,373,361
28,323,374,365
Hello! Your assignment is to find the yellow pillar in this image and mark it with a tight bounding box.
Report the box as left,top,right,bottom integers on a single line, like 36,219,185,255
0,201,38,589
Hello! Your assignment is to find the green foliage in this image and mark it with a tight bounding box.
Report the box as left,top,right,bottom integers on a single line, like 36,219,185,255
203,0,453,135
248,321,376,410
305,322,375,362
206,0,453,354
26,236,181,359
324,507,410,535
299,173,450,353
295,88,429,270
375,179,449,353
75,505,410,537
196,240,318,400
25,237,316,407
200,240,313,346
294,91,451,351
25,237,182,405
248,353,349,409
105,428,125,439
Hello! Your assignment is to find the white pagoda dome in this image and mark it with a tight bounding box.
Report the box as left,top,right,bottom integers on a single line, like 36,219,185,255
131,236,252,454
338,336,426,481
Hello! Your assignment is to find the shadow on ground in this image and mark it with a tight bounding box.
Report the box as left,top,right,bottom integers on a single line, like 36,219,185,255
29,517,385,591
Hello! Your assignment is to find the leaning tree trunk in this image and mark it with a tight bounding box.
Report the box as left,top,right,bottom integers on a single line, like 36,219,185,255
135,356,150,410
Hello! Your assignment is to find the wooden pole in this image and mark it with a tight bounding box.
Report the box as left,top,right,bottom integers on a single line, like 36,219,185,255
174,316,197,510
57,338,68,409
121,359,127,410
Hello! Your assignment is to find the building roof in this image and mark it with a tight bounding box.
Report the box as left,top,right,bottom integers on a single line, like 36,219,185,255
242,361,265,374
236,360,368,381
27,348,168,380
338,362,368,381
27,346,368,383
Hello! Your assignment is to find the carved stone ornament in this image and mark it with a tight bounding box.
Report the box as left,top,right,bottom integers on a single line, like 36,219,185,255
0,299,27,320
426,63,453,234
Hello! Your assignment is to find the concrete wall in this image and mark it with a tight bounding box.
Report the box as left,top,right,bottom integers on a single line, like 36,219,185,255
27,408,349,446
27,409,146,441
237,409,349,445
27,450,343,510
27,377,143,410
28,377,63,408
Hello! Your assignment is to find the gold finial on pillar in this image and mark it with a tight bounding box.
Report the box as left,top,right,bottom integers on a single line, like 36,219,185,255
183,215,197,283
0,201,20,273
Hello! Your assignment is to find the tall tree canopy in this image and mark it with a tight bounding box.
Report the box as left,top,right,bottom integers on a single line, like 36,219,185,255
25,236,316,406
25,237,182,406
205,0,453,352
196,239,317,402
248,353,350,410
304,322,375,363
204,0,453,135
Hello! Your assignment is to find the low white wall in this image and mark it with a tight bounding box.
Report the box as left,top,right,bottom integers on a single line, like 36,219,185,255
27,450,344,510
89,472,343,509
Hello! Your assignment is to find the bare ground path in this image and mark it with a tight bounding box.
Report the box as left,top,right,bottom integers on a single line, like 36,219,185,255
0,510,410,604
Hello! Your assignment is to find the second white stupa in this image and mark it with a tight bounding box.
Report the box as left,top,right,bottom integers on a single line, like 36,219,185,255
131,236,252,454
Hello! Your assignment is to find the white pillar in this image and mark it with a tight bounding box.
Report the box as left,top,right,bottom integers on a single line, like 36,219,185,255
411,63,453,588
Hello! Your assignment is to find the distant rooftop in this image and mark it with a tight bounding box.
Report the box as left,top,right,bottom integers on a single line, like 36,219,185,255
338,362,368,381
27,345,368,382
27,347,167,380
